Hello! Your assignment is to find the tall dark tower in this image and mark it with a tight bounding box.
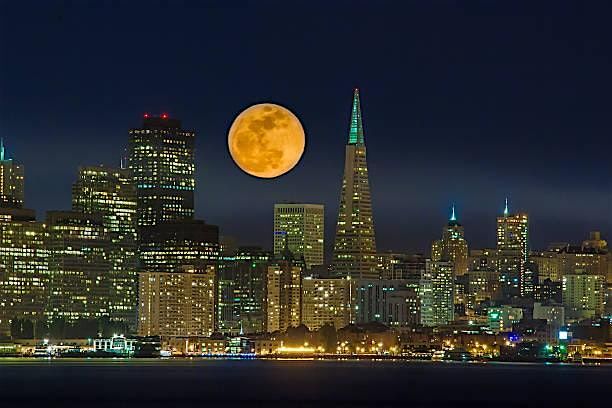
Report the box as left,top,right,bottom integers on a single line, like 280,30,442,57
332,89,377,279
128,114,195,228
0,139,24,209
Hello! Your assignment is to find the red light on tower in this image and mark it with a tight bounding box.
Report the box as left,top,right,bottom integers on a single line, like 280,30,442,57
161,113,168,119
144,113,149,118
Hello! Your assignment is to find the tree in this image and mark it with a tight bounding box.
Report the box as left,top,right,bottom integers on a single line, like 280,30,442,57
318,324,337,353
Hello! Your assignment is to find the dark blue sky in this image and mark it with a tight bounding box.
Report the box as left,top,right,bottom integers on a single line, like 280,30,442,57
1,0,610,254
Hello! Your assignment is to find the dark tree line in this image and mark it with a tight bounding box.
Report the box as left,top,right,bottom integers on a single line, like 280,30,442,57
10,317,130,340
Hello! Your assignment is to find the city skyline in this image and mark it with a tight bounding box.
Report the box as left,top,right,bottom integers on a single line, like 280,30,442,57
0,114,607,257
1,3,611,407
1,2,610,255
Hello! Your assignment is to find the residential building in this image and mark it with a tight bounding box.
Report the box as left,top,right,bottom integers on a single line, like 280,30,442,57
301,277,352,330
138,264,215,337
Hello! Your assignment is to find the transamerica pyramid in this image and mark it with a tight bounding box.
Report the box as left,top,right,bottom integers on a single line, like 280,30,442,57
332,89,378,279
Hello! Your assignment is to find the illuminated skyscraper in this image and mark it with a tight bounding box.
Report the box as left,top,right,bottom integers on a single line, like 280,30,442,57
333,89,377,279
46,211,111,323
496,199,529,298
0,208,48,336
0,140,24,209
72,166,138,328
128,115,195,227
431,205,469,276
420,260,454,327
273,203,324,269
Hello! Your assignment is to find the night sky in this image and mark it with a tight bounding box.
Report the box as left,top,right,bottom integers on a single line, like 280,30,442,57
1,1,611,256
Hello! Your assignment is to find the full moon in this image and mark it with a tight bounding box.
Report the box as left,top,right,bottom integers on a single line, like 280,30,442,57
228,103,305,178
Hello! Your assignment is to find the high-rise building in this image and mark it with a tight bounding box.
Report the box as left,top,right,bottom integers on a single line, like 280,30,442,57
352,279,420,328
431,205,469,276
139,220,219,273
266,250,302,333
562,273,605,321
0,140,24,209
301,277,352,330
217,247,270,335
420,260,454,327
0,208,48,336
128,115,195,228
72,166,138,328
273,203,324,269
138,264,216,337
45,211,111,323
496,199,529,298
332,89,377,279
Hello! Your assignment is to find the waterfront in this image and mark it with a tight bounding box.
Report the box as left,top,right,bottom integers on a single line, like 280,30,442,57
1,359,610,407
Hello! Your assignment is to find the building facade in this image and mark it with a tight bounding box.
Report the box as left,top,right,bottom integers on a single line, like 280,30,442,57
72,165,138,328
352,279,420,328
138,264,216,337
0,208,48,336
45,211,111,323
420,260,454,327
488,306,524,333
266,256,302,333
562,274,605,321
128,115,195,228
301,277,352,330
217,247,270,335
496,199,529,298
273,203,324,269
139,220,219,273
332,89,377,279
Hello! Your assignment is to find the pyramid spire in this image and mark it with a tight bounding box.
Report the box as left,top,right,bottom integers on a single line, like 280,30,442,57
504,197,509,216
333,88,377,279
450,204,457,222
348,88,365,145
